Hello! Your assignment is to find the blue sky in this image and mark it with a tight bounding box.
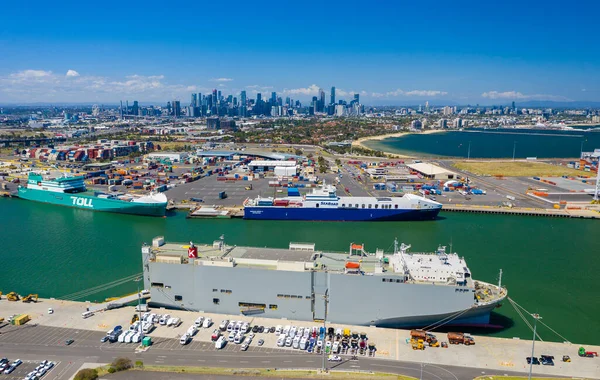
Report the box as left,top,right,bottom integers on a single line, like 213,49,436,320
1,0,598,105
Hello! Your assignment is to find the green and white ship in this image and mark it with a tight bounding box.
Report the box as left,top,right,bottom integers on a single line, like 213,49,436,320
18,172,168,217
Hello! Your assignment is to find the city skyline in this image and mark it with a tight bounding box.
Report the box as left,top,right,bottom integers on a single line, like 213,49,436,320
1,1,599,104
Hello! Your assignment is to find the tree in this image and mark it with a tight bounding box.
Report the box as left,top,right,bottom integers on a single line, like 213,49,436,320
74,368,98,380
111,357,133,371
294,149,303,156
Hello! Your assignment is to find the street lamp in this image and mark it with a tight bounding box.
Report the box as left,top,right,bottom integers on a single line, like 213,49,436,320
528,313,542,380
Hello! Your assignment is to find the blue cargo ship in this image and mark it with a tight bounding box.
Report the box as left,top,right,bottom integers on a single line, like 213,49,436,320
243,184,441,221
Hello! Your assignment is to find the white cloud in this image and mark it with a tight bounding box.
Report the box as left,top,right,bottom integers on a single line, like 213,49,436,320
482,91,570,101
0,69,210,102
283,84,320,96
210,77,233,82
11,70,53,80
581,88,587,92
370,89,447,98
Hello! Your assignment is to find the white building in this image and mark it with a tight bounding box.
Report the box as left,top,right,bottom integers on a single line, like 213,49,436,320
145,152,189,162
406,162,456,180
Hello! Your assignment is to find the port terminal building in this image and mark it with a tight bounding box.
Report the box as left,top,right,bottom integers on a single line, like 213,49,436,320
406,163,456,180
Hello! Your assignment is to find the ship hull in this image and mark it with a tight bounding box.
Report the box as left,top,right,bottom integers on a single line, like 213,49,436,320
18,187,166,217
244,206,440,221
143,259,505,329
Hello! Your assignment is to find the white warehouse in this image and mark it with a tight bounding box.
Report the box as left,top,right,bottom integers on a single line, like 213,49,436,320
248,160,298,176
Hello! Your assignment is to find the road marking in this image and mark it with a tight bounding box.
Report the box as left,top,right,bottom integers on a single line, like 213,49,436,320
261,361,270,363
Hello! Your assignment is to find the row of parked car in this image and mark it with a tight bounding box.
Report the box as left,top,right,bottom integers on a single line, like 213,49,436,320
0,358,21,375
24,360,54,380
180,316,214,345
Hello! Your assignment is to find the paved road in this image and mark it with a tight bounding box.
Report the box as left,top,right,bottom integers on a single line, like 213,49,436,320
0,324,553,380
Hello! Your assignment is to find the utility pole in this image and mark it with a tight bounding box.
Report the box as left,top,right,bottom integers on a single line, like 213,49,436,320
528,314,541,380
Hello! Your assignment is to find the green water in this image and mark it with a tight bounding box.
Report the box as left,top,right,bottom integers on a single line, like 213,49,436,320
364,128,600,158
1,197,599,344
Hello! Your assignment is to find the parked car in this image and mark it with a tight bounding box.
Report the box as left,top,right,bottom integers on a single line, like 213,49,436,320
526,357,540,365
65,339,74,345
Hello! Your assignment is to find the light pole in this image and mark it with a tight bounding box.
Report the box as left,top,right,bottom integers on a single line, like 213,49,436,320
134,277,144,341
467,141,471,161
528,313,541,380
321,289,329,373
512,141,517,161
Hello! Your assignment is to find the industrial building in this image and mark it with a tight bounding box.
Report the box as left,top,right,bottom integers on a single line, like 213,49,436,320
406,163,456,180
145,152,189,162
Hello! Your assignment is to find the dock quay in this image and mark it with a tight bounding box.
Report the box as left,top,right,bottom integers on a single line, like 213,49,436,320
0,297,598,379
442,204,600,219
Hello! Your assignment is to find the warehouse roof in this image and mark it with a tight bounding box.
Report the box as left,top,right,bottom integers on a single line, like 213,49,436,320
406,163,455,176
249,160,297,167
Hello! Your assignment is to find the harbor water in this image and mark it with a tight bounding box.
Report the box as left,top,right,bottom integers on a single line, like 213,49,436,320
1,197,599,344
363,128,600,158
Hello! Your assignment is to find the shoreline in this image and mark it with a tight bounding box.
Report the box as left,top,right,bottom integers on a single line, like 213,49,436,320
352,129,446,158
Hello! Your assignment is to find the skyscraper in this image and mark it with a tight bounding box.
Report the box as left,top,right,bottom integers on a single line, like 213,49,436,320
172,100,181,118
240,91,247,117
354,93,360,104
191,93,197,107
132,101,139,116
271,91,277,105
196,93,202,107
331,87,336,105
319,88,325,112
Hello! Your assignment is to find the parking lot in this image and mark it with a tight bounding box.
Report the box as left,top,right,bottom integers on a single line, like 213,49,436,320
0,359,59,380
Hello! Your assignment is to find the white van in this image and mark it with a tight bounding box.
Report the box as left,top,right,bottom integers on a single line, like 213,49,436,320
234,333,244,344
166,317,175,327
124,331,134,343
118,331,127,343
283,325,290,336
187,325,198,336
227,321,235,332
215,336,227,349
275,325,283,334
289,326,297,337
300,337,308,350
203,317,212,328
132,333,141,343
194,317,204,327
81,311,94,319
292,336,300,349
171,317,181,327
180,334,190,345
142,322,154,334
277,335,285,347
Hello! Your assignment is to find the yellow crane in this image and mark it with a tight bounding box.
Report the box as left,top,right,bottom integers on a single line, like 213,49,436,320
22,294,38,303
